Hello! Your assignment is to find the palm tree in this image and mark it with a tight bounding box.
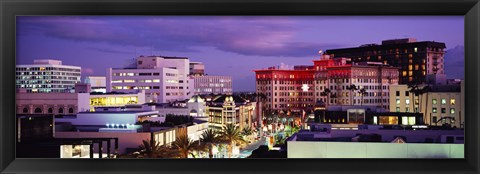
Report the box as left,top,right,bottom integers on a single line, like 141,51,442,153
200,129,220,158
346,84,358,105
358,88,367,106
241,126,254,142
171,136,200,158
137,139,173,158
320,88,331,106
219,124,247,158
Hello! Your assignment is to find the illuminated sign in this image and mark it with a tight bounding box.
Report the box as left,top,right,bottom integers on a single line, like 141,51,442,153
301,84,309,92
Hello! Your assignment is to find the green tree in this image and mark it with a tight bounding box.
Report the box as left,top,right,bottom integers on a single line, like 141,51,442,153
137,139,174,158
346,84,358,105
171,136,200,158
219,124,247,158
357,88,367,106
200,129,220,158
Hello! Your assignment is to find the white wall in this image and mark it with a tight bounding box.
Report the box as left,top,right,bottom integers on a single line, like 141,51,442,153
287,141,464,158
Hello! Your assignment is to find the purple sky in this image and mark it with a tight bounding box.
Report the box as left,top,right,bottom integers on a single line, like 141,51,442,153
16,16,464,91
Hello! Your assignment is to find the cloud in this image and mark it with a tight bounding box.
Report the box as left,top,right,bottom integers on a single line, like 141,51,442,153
86,47,135,55
444,45,464,79
17,16,344,57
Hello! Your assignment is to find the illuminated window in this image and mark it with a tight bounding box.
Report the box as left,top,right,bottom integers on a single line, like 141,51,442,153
441,99,446,105
406,99,410,105
396,99,400,105
450,99,455,105
408,65,413,70
414,47,418,52
450,108,455,114
153,79,160,83
402,71,407,76
432,107,437,113
396,107,400,112
145,80,152,83
409,71,412,76
432,99,437,105
124,80,135,83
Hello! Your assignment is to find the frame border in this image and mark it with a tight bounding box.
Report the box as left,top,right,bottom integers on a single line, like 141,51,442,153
1,0,479,173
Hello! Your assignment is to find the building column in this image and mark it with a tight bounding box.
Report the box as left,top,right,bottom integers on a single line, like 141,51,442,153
98,142,103,158
114,138,119,154
89,144,94,158
107,139,111,158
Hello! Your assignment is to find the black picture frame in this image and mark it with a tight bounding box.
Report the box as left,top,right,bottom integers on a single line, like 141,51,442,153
1,0,479,173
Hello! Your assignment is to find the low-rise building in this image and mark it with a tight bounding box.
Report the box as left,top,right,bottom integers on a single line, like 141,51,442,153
389,82,464,128
207,95,256,130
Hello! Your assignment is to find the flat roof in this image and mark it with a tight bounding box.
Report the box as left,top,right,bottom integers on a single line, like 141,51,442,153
78,110,157,114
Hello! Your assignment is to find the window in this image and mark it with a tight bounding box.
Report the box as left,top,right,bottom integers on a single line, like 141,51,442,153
48,108,53,113
432,99,437,105
450,99,455,105
58,108,64,114
441,108,446,114
441,99,446,105
405,91,409,96
396,107,400,112
34,108,42,113
432,108,437,113
432,116,437,123
450,108,455,114
396,99,400,105
405,99,410,105
69,108,74,114
396,91,400,96
406,107,410,112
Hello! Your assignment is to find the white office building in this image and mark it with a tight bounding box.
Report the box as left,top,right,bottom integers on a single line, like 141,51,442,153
16,59,81,93
107,56,194,103
85,76,106,93
192,75,233,95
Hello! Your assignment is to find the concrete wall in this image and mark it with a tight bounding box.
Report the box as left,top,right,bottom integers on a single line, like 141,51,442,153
56,131,151,155
287,141,464,158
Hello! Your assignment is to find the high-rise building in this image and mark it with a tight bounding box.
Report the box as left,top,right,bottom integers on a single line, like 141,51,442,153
313,55,399,110
192,75,233,95
254,55,399,112
189,62,205,76
107,56,194,103
325,38,446,84
254,67,315,111
16,59,81,93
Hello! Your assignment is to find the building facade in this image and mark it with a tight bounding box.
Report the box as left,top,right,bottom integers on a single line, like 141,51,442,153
207,95,256,130
389,82,464,128
107,56,194,103
189,62,205,76
325,38,446,84
16,59,81,93
254,68,315,111
192,75,233,95
86,76,107,93
313,55,399,110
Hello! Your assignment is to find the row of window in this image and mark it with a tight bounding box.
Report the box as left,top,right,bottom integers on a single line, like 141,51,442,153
22,107,75,114
17,80,79,84
16,67,80,72
16,71,81,76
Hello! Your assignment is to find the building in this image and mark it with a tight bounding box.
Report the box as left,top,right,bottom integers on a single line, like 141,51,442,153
89,91,146,111
313,55,399,110
86,76,107,93
325,38,446,84
107,56,194,103
389,82,464,128
16,89,90,115
254,66,315,111
192,75,233,95
16,88,146,115
207,95,256,130
16,59,81,93
189,62,205,76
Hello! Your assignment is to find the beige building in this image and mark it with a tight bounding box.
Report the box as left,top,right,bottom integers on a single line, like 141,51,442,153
207,95,256,130
389,82,464,128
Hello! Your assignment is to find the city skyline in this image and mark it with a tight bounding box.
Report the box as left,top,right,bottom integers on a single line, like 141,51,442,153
16,16,464,92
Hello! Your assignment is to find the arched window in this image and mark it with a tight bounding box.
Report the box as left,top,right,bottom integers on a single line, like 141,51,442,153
48,108,53,113
22,108,28,113
58,108,64,114
34,108,42,113
68,108,74,114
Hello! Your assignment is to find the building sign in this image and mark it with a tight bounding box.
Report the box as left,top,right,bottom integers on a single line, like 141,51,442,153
301,84,309,92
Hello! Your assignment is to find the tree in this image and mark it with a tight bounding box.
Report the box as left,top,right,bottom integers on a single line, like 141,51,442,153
219,124,247,158
200,129,220,158
346,84,358,105
137,139,174,158
357,88,367,106
241,126,254,142
320,88,331,106
171,136,200,158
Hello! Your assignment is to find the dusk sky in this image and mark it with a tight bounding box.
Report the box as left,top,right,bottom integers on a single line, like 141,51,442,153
16,16,464,91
